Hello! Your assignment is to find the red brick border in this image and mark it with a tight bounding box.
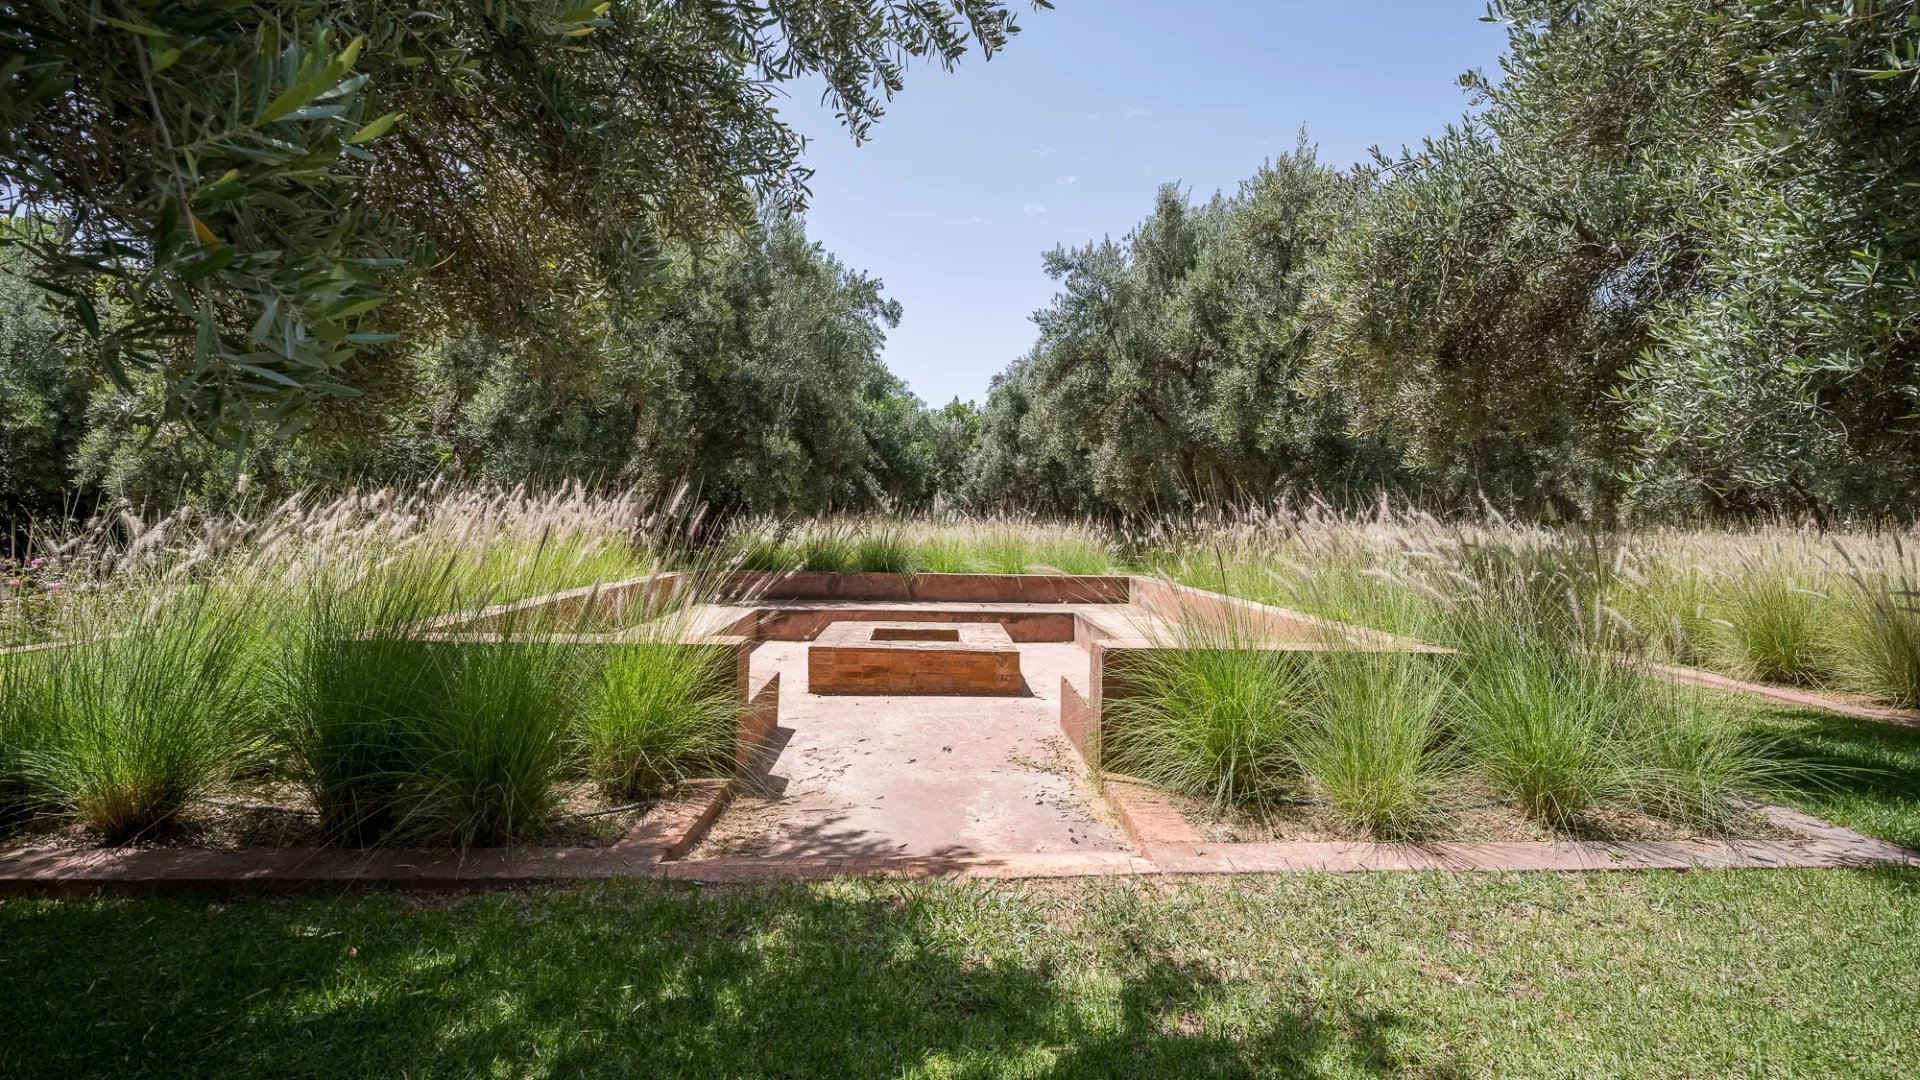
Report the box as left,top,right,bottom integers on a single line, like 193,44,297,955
612,778,732,859
1103,780,1204,847
1088,776,1916,874
0,779,733,896
664,851,1156,882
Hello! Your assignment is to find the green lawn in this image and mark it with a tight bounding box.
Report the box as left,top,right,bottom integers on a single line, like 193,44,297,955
2,870,1916,1078
1738,698,1920,850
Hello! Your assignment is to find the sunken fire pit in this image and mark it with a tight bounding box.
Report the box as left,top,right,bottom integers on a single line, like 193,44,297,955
808,620,1023,695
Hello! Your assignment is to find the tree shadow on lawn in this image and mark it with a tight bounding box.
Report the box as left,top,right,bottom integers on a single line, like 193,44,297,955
1756,704,1920,851
0,878,1462,1079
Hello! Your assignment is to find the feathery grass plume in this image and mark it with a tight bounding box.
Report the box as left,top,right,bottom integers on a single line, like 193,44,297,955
1296,651,1454,838
1834,540,1920,708
25,585,259,843
1100,594,1310,807
1608,550,1715,666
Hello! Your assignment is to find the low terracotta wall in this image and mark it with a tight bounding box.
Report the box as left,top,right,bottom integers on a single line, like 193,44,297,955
756,607,1078,643
1128,577,1351,645
430,572,695,633
722,571,1132,605
1059,676,1099,767
736,672,781,770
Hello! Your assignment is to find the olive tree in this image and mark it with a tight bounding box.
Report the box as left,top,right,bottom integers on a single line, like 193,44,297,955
0,0,1042,443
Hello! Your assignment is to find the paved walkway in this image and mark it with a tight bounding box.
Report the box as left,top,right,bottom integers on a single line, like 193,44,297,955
692,641,1128,858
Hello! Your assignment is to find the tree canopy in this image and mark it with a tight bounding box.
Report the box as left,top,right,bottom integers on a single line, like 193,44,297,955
5,0,1918,527
971,0,1920,522
0,0,1041,443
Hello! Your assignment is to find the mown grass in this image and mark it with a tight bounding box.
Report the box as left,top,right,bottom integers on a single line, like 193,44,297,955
0,870,1914,1078
1734,697,1920,850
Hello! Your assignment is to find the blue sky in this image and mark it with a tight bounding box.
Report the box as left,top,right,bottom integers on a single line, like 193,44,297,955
778,0,1510,407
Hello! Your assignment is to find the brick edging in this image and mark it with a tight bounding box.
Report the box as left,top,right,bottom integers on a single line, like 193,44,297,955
612,779,731,858
1090,774,1918,874
0,779,732,896
1103,780,1204,847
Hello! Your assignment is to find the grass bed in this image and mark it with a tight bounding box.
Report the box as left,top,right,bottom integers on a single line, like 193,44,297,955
0,871,1914,1077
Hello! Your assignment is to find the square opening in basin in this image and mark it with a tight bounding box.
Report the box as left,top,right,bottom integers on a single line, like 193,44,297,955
871,626,961,642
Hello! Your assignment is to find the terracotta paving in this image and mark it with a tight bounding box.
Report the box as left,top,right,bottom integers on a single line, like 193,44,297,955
688,640,1129,860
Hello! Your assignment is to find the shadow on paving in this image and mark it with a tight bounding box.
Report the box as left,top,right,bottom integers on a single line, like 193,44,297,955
0,879,1462,1079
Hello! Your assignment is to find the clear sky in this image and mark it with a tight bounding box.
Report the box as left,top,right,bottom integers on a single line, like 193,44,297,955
778,0,1510,407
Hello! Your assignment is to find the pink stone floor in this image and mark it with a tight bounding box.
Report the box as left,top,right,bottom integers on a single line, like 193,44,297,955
691,641,1128,859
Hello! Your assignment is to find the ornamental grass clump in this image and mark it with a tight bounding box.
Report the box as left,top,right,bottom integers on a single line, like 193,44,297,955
276,551,449,845
1296,651,1453,839
1702,558,1840,687
25,586,260,843
1454,638,1632,826
0,650,52,824
791,525,860,572
278,544,607,848
850,524,923,574
581,641,741,801
406,624,597,849
1834,542,1920,709
1449,555,1806,832
1619,684,1799,831
1100,606,1311,807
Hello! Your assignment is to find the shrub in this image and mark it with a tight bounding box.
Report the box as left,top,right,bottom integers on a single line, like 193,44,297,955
580,643,740,800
